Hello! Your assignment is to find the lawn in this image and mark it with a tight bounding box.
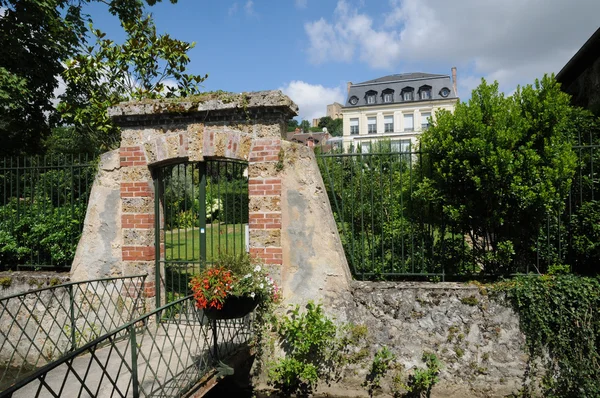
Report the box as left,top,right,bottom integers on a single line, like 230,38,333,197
164,223,247,263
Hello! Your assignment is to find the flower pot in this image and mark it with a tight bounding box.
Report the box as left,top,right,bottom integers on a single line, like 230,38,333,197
203,295,259,320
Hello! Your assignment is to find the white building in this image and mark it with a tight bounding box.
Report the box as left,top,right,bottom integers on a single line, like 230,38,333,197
342,69,459,152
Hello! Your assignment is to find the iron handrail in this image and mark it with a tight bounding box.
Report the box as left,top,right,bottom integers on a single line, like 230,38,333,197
0,295,253,398
0,275,147,390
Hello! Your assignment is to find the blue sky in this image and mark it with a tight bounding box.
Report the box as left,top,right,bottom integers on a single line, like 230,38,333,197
82,0,600,121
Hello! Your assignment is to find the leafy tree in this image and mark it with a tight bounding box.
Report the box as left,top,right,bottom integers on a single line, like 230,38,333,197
287,119,299,132
417,75,578,274
0,0,176,156
318,116,343,136
299,120,310,133
58,14,207,152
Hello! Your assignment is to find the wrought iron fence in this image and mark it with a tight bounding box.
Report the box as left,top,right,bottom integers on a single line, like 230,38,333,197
317,139,600,280
154,159,249,306
0,155,96,271
0,275,147,390
0,295,253,398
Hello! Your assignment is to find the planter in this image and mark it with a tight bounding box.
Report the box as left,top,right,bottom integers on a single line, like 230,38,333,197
203,295,259,320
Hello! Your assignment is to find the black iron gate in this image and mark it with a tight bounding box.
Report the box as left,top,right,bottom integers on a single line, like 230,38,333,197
153,159,249,306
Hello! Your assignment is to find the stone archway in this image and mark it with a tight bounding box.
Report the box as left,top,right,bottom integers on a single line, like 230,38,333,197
71,91,297,309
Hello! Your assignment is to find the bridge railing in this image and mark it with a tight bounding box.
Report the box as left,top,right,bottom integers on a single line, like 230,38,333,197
1,295,253,398
0,275,147,388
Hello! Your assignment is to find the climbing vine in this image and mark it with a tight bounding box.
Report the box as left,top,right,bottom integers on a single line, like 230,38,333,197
494,275,600,397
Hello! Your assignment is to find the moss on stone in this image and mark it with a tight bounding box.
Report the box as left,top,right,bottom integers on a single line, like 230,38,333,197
0,277,12,288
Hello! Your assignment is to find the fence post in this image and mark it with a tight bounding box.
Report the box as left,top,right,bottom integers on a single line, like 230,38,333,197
130,325,140,398
69,284,76,350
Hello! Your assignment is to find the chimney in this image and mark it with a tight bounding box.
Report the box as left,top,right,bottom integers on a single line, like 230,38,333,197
347,81,353,94
451,67,457,96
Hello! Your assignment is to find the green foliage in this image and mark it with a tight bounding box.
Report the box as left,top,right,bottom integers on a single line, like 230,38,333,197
494,275,600,397
299,120,311,133
162,163,248,230
364,346,396,395
417,75,578,273
268,301,341,396
401,352,442,398
318,140,453,278
0,0,176,156
287,119,299,132
318,116,343,136
59,14,207,152
0,157,95,270
566,110,600,275
0,199,87,268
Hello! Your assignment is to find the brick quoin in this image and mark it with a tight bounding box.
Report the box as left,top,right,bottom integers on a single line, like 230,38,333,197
120,146,148,167
249,247,283,265
122,213,155,229
122,246,155,261
120,182,153,198
144,281,156,298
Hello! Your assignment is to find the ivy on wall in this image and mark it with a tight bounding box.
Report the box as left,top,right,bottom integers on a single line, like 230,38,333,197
494,275,600,397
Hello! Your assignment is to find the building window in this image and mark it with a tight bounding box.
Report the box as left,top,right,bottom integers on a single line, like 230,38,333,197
421,112,431,130
384,115,394,133
361,142,371,153
419,85,432,100
367,117,377,134
350,118,359,135
391,139,411,153
382,89,394,103
440,87,450,97
400,139,411,153
366,90,377,104
404,114,414,131
349,96,359,105
402,88,414,101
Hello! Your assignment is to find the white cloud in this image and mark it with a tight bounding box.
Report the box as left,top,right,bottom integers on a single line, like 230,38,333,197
279,81,345,121
295,0,307,9
228,2,239,16
244,0,256,16
305,0,600,94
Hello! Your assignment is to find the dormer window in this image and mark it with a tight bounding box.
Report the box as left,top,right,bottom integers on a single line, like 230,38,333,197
382,88,394,103
349,96,359,105
366,90,377,104
401,87,414,101
440,87,451,97
419,85,432,100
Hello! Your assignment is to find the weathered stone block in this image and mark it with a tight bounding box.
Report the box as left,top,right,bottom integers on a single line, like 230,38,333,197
121,197,154,213
249,229,281,247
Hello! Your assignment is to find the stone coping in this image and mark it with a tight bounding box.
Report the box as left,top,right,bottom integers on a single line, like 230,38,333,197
352,280,481,291
108,90,298,121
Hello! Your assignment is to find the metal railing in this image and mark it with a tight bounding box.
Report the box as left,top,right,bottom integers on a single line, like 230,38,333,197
316,140,600,280
1,296,253,398
0,155,96,271
0,275,147,389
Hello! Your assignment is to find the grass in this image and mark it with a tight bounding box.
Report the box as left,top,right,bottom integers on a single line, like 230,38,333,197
164,223,246,263
162,222,247,299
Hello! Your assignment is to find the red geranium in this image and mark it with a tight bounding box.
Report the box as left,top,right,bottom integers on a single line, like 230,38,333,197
189,266,234,310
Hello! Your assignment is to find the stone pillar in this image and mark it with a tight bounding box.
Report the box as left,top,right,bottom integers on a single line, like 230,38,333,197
248,138,283,269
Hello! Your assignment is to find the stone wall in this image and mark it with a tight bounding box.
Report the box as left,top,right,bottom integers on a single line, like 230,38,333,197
0,271,70,299
335,282,527,398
